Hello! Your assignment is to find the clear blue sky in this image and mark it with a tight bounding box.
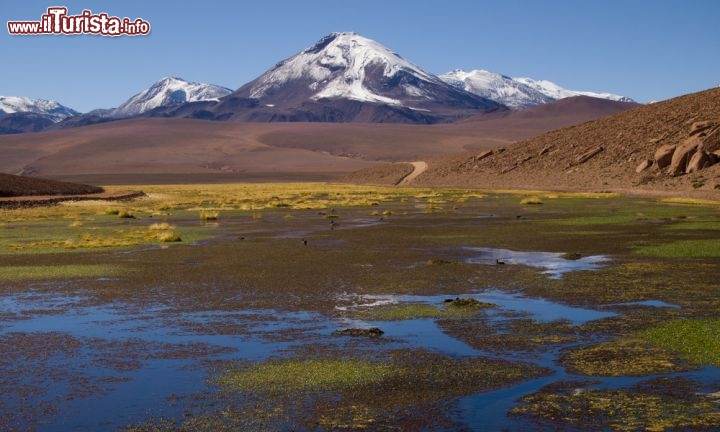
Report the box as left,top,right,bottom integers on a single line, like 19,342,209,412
2,0,718,112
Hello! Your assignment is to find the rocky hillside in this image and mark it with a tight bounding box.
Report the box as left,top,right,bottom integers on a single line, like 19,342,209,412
352,87,720,195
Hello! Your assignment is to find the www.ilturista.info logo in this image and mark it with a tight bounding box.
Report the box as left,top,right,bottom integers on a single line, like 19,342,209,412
7,7,150,36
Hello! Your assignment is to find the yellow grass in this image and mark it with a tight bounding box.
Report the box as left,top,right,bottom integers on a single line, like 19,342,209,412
659,197,720,206
477,188,621,199
0,183,493,224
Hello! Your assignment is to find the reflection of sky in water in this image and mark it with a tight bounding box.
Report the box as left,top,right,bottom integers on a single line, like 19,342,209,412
0,282,693,432
0,293,331,432
610,299,680,309
336,290,615,325
464,247,609,279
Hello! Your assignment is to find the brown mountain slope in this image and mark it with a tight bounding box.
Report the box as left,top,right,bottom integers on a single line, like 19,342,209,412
0,97,637,184
403,87,720,196
0,172,102,197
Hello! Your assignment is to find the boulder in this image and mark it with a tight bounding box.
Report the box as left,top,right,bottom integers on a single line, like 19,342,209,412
700,125,720,153
654,144,677,168
501,164,518,174
576,146,604,164
687,150,714,174
635,159,653,173
539,146,553,156
668,136,702,176
474,150,493,162
689,120,716,136
518,155,533,164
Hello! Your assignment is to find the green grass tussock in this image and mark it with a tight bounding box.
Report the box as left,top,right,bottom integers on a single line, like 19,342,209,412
218,359,394,394
635,239,720,258
0,264,124,281
643,319,720,366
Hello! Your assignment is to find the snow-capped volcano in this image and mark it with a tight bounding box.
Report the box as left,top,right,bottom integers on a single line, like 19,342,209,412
246,32,441,106
440,70,634,108
0,96,78,122
111,77,232,118
215,32,503,123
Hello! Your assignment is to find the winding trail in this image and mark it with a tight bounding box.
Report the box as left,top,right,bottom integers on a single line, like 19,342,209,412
397,161,428,186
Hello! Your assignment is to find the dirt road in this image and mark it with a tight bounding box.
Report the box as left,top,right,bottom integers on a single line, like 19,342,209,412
397,161,428,186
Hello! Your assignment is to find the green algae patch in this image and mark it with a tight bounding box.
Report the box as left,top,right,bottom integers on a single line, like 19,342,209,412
512,378,720,432
217,359,394,394
635,239,720,258
200,350,550,431
643,319,720,366
0,264,125,281
665,220,720,231
561,339,688,376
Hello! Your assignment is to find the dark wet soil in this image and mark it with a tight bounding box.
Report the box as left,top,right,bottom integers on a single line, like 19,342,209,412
2,192,720,430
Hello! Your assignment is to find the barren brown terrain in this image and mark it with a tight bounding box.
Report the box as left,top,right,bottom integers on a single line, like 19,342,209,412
0,189,144,209
350,87,720,197
0,172,102,197
0,97,634,184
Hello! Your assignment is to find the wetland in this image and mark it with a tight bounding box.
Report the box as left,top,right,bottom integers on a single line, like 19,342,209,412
1,183,720,431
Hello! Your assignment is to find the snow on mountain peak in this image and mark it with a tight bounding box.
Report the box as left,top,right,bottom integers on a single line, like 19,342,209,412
0,96,78,122
513,77,633,102
439,70,553,109
440,70,634,108
247,32,439,105
112,77,232,118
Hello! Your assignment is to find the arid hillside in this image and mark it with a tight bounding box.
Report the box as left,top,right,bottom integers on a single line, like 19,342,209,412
349,87,720,196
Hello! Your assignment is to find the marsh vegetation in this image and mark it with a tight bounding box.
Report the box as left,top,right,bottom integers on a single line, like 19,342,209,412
1,183,720,430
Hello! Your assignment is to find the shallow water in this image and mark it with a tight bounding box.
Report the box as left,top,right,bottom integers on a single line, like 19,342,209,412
336,290,616,325
0,292,334,431
335,290,720,430
0,287,707,431
338,316,481,357
464,247,609,279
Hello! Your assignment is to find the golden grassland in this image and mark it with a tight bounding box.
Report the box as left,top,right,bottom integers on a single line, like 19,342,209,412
0,183,484,254
2,183,468,222
0,182,717,258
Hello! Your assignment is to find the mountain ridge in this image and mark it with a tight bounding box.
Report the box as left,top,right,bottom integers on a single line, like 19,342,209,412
109,77,232,118
1,32,639,132
440,69,634,109
0,96,78,122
